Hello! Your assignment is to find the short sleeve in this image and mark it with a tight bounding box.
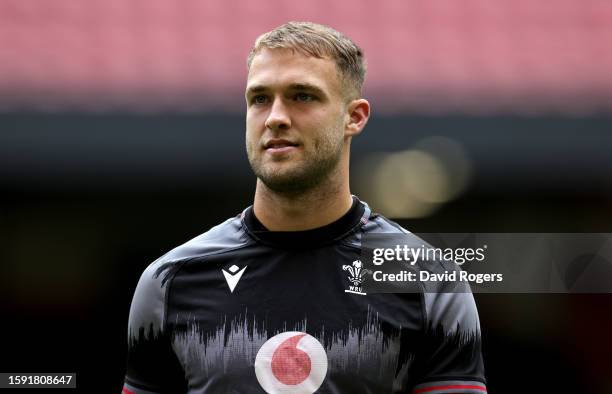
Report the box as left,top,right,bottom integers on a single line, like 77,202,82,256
123,260,187,394
410,291,487,394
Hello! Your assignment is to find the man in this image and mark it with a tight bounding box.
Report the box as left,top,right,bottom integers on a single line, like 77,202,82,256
123,22,487,394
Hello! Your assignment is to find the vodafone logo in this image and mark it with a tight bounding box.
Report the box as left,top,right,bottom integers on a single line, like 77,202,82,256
255,332,328,394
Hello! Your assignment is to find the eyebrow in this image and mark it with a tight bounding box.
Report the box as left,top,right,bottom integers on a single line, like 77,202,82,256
245,83,328,98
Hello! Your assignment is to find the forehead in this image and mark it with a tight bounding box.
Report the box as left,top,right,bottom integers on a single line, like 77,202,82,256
246,48,342,95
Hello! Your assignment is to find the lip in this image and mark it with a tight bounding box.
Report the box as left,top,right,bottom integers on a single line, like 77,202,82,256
266,146,298,154
263,139,300,154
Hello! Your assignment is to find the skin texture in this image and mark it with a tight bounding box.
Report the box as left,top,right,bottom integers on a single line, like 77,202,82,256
245,48,370,231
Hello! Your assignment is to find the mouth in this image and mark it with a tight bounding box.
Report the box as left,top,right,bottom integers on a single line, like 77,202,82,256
263,139,300,154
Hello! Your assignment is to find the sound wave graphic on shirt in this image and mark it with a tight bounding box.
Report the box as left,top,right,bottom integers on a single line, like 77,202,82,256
171,306,413,386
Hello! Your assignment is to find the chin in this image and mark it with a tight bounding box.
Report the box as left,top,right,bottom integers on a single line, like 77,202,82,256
261,162,302,179
258,169,312,193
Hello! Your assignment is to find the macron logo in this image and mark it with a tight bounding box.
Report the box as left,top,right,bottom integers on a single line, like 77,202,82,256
222,264,247,293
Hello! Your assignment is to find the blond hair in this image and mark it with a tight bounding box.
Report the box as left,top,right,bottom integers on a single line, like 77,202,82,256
247,21,366,100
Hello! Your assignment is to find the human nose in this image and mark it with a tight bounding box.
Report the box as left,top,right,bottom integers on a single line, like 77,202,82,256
264,98,291,131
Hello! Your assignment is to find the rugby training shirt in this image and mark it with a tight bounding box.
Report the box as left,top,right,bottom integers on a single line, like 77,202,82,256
123,197,487,394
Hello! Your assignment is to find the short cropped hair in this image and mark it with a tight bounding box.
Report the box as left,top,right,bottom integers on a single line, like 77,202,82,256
247,21,366,100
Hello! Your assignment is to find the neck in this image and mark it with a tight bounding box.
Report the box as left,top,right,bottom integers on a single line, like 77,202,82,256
253,167,353,231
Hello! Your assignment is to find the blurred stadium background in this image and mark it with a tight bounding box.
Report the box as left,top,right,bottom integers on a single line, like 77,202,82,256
1,0,611,392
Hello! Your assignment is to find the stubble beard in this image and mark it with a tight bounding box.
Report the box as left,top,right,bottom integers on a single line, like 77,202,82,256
247,126,345,196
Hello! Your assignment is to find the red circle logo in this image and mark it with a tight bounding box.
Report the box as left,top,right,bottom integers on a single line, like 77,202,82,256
255,332,328,393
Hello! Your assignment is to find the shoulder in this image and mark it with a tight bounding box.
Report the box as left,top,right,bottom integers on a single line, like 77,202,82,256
128,213,253,340
355,200,480,335
139,213,252,288
158,214,252,263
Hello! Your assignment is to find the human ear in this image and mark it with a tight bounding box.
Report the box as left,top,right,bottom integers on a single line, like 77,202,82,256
345,98,370,137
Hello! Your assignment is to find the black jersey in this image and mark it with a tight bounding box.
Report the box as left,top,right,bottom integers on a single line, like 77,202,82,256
122,198,487,394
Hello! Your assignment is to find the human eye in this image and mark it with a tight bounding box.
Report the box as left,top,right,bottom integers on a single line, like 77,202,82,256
251,95,269,105
294,92,315,102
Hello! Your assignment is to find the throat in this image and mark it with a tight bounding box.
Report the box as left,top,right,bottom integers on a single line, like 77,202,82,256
253,179,353,231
